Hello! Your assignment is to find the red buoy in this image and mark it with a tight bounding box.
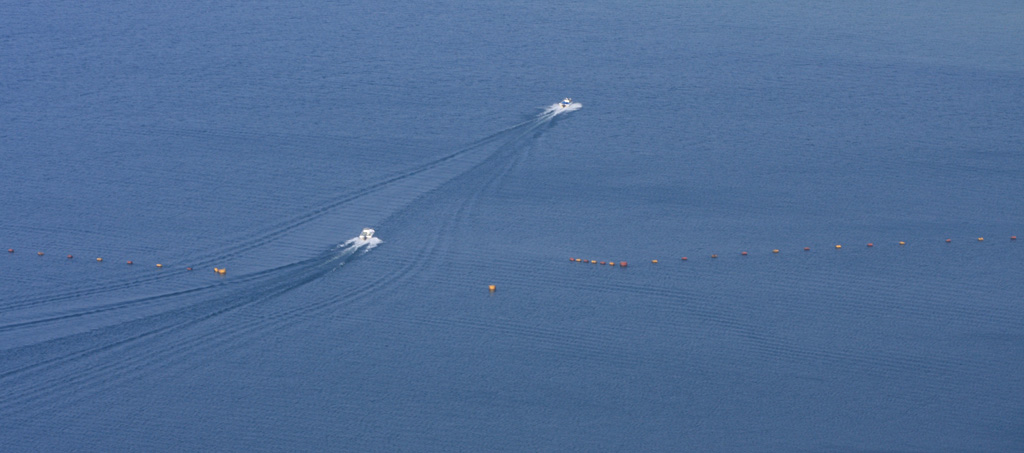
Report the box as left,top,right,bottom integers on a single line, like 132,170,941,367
619,261,627,267
7,249,12,253
946,238,952,243
867,243,873,247
186,267,193,271
1012,236,1017,241
804,247,810,251
127,261,133,265
741,251,747,256
37,252,44,256
681,257,688,261
67,254,73,259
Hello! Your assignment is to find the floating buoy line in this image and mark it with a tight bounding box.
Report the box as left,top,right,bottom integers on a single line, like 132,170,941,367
567,235,1019,269
5,234,1018,281
6,247,226,276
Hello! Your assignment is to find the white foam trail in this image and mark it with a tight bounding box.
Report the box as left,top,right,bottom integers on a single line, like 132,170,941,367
340,236,383,252
542,102,583,116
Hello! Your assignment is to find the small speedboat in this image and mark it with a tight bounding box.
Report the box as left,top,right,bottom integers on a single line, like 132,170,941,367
359,228,375,240
559,97,572,108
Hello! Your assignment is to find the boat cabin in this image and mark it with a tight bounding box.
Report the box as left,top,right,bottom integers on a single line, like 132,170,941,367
359,228,375,240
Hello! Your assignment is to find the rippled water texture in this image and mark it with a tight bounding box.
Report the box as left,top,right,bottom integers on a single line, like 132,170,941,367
2,1,1022,450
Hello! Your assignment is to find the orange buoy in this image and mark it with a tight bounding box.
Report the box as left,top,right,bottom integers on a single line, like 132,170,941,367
741,251,747,256
866,243,873,247
772,249,779,254
651,259,658,263
835,245,842,249
608,262,616,267
488,284,496,292
589,260,595,264
127,260,133,265
619,261,627,267
156,263,163,268
681,257,687,261
575,258,582,262
803,247,810,251
945,238,951,243
96,257,103,262
899,241,906,246
37,251,44,256
978,237,984,242
218,268,226,275
711,254,718,258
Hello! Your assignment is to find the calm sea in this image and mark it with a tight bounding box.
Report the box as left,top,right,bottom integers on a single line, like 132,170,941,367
2,1,1022,450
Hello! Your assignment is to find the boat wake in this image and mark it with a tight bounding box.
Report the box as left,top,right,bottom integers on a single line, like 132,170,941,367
0,100,581,425
0,99,577,350
341,235,383,251
542,101,582,117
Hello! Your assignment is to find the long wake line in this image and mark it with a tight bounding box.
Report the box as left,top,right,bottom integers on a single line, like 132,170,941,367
2,102,581,310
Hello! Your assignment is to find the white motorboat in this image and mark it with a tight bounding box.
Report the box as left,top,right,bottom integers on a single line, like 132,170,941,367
559,97,572,108
359,228,375,240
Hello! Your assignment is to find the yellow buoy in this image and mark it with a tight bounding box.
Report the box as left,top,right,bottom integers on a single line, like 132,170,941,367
488,285,496,292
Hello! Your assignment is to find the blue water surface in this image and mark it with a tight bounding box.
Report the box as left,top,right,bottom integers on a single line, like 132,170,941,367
2,1,1023,451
